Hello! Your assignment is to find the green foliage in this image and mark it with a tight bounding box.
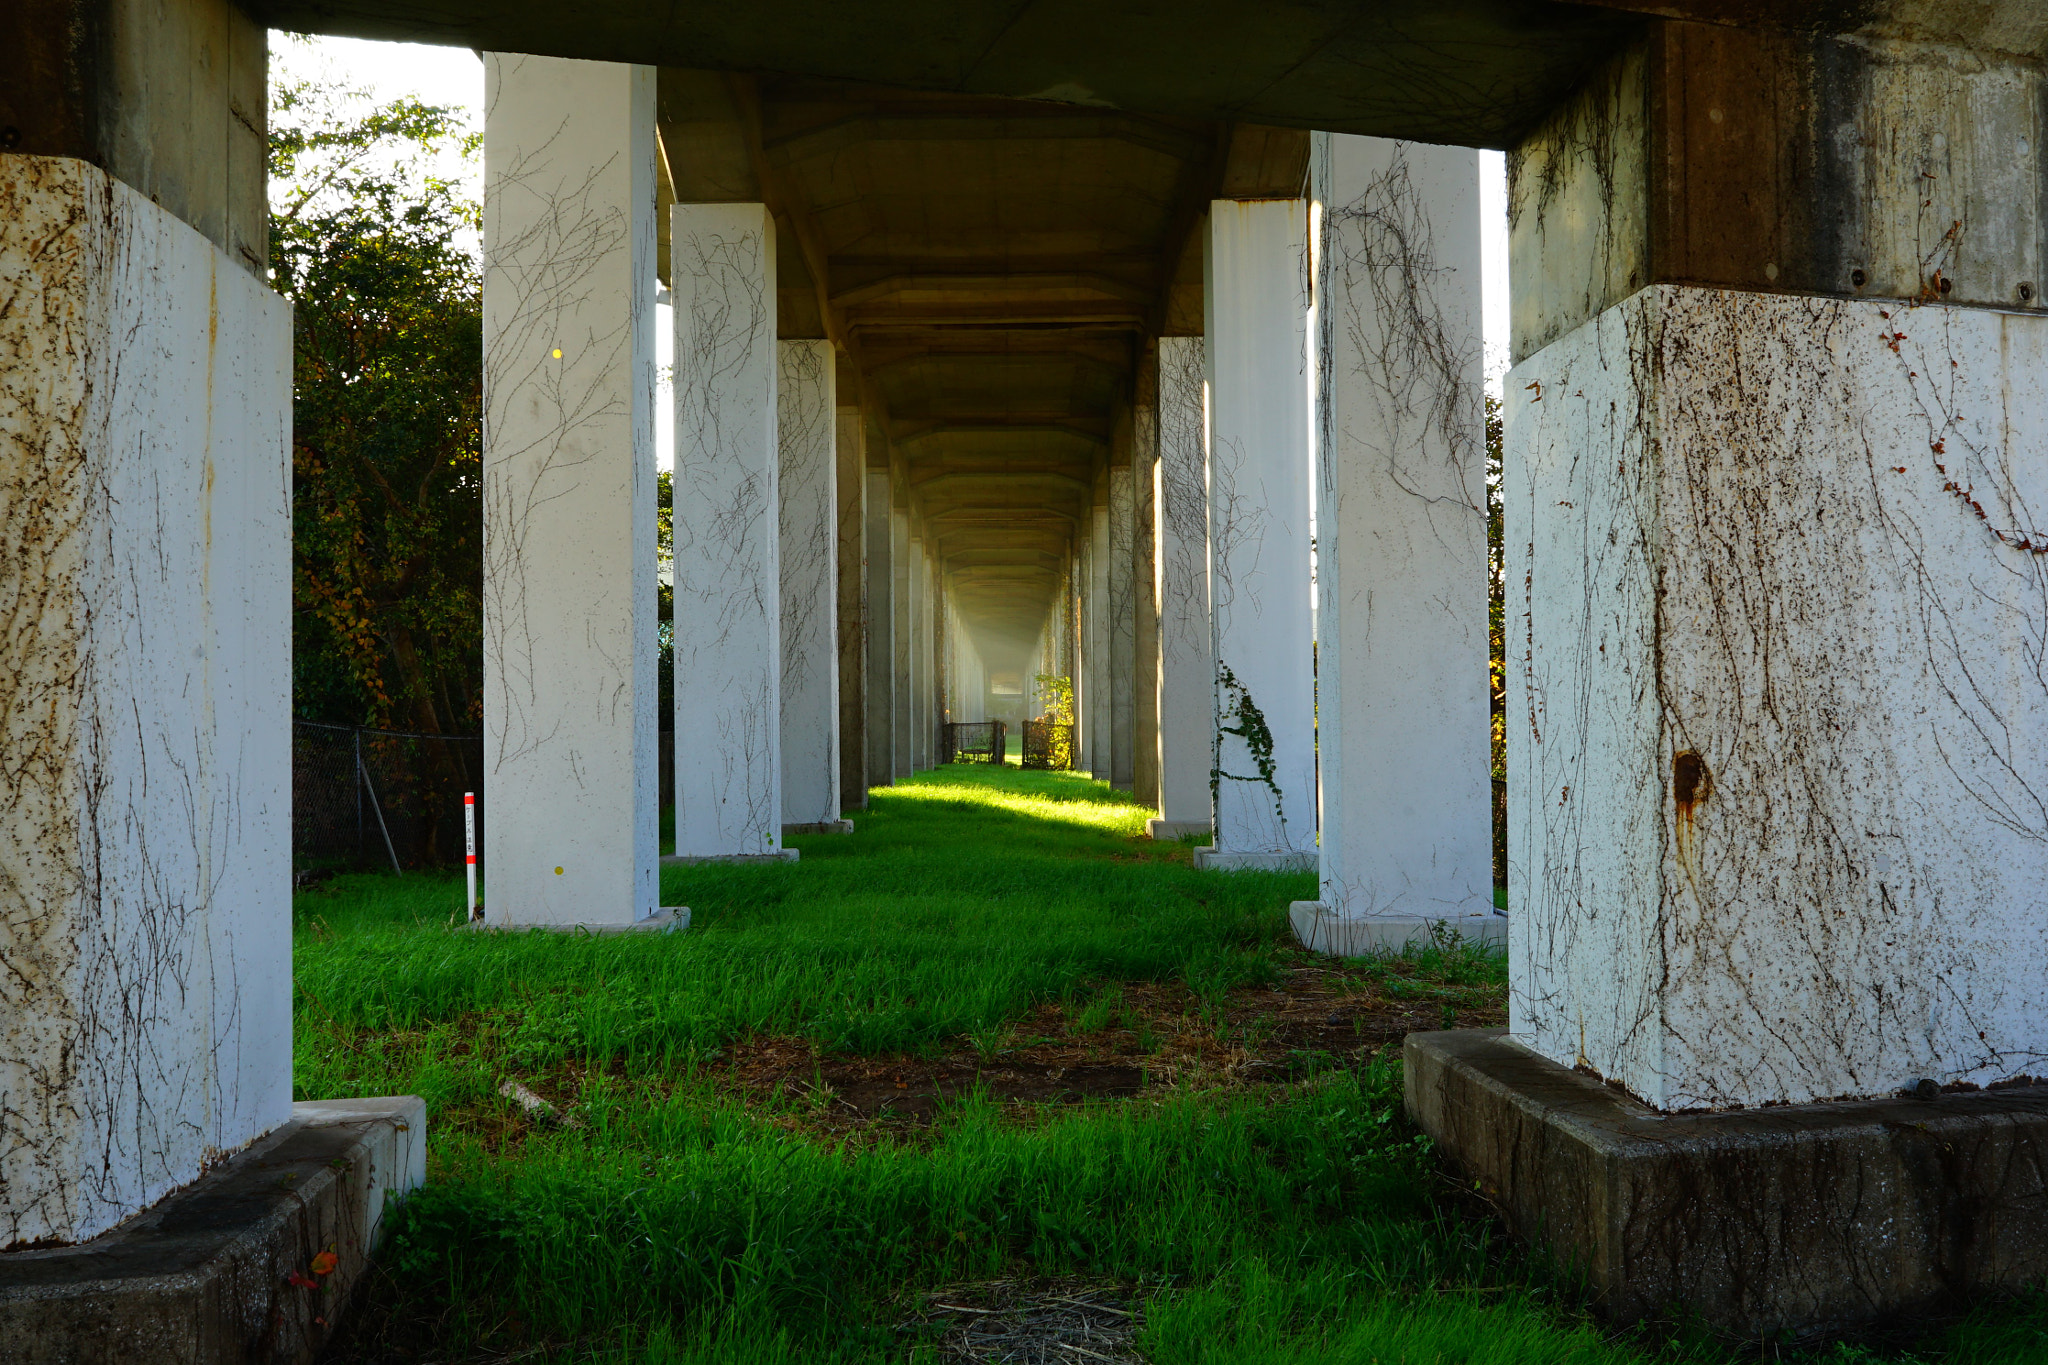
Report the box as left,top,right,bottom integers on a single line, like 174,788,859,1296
1034,673,1075,726
1212,663,1284,830
271,67,483,730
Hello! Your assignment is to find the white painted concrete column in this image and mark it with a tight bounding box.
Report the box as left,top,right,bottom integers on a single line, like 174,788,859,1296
1087,480,1112,777
836,381,868,812
1149,336,1212,838
1109,438,1138,791
0,156,291,1248
908,530,928,770
1133,363,1163,808
1199,200,1318,870
778,339,842,832
864,461,896,786
891,498,913,778
671,201,791,860
483,55,663,919
1291,136,1495,955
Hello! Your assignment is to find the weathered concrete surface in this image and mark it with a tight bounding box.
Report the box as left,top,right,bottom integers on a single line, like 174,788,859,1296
0,155,291,1248
1507,286,2048,1111
0,0,269,274
0,1096,426,1364
1407,1029,2048,1338
1310,135,1492,928
779,339,841,828
482,56,661,928
1510,22,2048,362
672,202,786,857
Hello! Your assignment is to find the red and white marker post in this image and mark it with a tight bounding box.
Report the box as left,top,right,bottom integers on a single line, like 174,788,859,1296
464,792,479,921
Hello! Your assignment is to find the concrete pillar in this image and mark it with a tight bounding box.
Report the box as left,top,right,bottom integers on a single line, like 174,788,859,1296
1414,20,2048,1337
890,496,912,778
0,149,290,1246
1503,25,2048,1112
1199,200,1317,870
1087,475,1112,777
863,451,895,788
1290,136,1493,955
920,543,939,763
907,529,927,770
836,365,868,812
1132,357,1162,809
1150,336,1212,838
483,56,662,920
778,339,842,832
671,201,790,860
1109,420,1138,792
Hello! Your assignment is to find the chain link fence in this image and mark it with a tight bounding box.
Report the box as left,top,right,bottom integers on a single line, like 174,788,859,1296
294,721,485,870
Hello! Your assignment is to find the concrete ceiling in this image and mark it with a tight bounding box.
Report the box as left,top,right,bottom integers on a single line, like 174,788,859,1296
267,0,1651,148
642,71,1305,654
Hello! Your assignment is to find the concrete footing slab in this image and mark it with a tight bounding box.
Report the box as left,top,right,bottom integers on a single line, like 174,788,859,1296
1192,848,1316,872
1404,1029,2048,1338
0,1096,426,1364
662,850,800,865
1145,818,1209,840
783,820,854,836
1290,903,1506,954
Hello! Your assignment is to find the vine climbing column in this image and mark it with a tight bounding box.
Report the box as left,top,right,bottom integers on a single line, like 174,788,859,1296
1199,199,1318,870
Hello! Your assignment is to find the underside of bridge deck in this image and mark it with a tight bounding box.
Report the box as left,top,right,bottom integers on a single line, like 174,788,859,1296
646,70,1310,674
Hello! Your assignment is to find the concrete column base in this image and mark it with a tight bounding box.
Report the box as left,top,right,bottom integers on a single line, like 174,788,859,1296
662,851,800,866
0,1097,426,1364
1289,903,1505,955
784,820,854,836
1404,1029,2048,1339
1192,848,1316,872
470,907,691,934
1145,818,1210,840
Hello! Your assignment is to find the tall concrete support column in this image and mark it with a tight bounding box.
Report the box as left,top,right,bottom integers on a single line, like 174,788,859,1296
1131,361,1162,808
863,450,895,790
1109,421,1138,791
1149,336,1211,838
1291,136,1493,954
836,366,868,811
0,141,289,1247
483,56,661,920
671,202,789,859
890,496,913,778
1087,477,1112,777
1199,201,1318,870
778,339,841,831
1414,19,2048,1338
907,530,928,770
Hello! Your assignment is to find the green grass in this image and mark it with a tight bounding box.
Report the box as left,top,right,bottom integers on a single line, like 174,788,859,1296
299,764,2047,1364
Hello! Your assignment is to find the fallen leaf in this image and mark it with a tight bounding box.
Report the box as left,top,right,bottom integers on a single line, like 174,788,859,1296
311,1250,339,1276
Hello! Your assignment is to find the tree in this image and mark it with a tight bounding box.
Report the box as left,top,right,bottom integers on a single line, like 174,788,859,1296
270,69,484,735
